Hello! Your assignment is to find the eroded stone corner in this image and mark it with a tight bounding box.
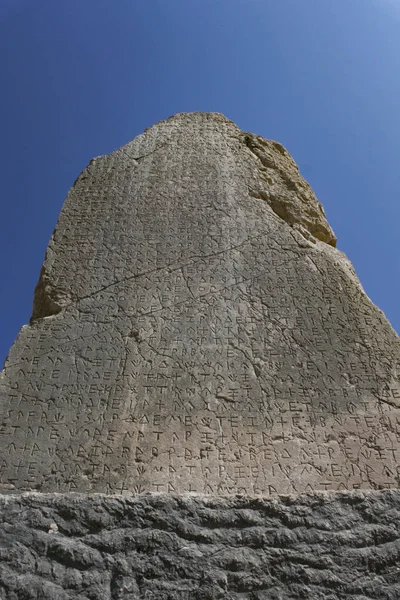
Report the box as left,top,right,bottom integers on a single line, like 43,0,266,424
242,131,337,247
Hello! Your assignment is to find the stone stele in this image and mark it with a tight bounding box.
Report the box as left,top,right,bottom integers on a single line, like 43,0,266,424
1,112,400,498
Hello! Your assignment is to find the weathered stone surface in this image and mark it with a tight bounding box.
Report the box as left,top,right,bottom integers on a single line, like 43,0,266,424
1,111,399,496
1,490,400,599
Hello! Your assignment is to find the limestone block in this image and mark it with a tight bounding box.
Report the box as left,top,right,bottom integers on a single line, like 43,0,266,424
0,112,399,496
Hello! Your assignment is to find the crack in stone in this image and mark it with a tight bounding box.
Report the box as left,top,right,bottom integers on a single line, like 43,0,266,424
37,233,273,313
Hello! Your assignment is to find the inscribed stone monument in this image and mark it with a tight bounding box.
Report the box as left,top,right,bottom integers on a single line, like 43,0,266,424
1,112,400,599
1,112,400,497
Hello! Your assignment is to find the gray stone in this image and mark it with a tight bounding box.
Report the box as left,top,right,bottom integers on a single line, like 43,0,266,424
1,490,400,599
0,112,399,497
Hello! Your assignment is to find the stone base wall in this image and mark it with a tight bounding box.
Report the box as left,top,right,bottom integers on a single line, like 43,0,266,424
1,491,400,599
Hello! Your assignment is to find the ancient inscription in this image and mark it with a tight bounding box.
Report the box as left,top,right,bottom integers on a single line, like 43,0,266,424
1,112,399,495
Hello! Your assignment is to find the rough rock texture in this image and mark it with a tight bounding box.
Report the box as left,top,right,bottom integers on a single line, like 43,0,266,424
0,111,399,497
1,491,400,599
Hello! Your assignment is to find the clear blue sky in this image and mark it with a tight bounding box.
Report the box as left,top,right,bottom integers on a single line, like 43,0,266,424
1,0,399,366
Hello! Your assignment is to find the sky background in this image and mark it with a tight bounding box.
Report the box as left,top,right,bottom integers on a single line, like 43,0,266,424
1,0,399,366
